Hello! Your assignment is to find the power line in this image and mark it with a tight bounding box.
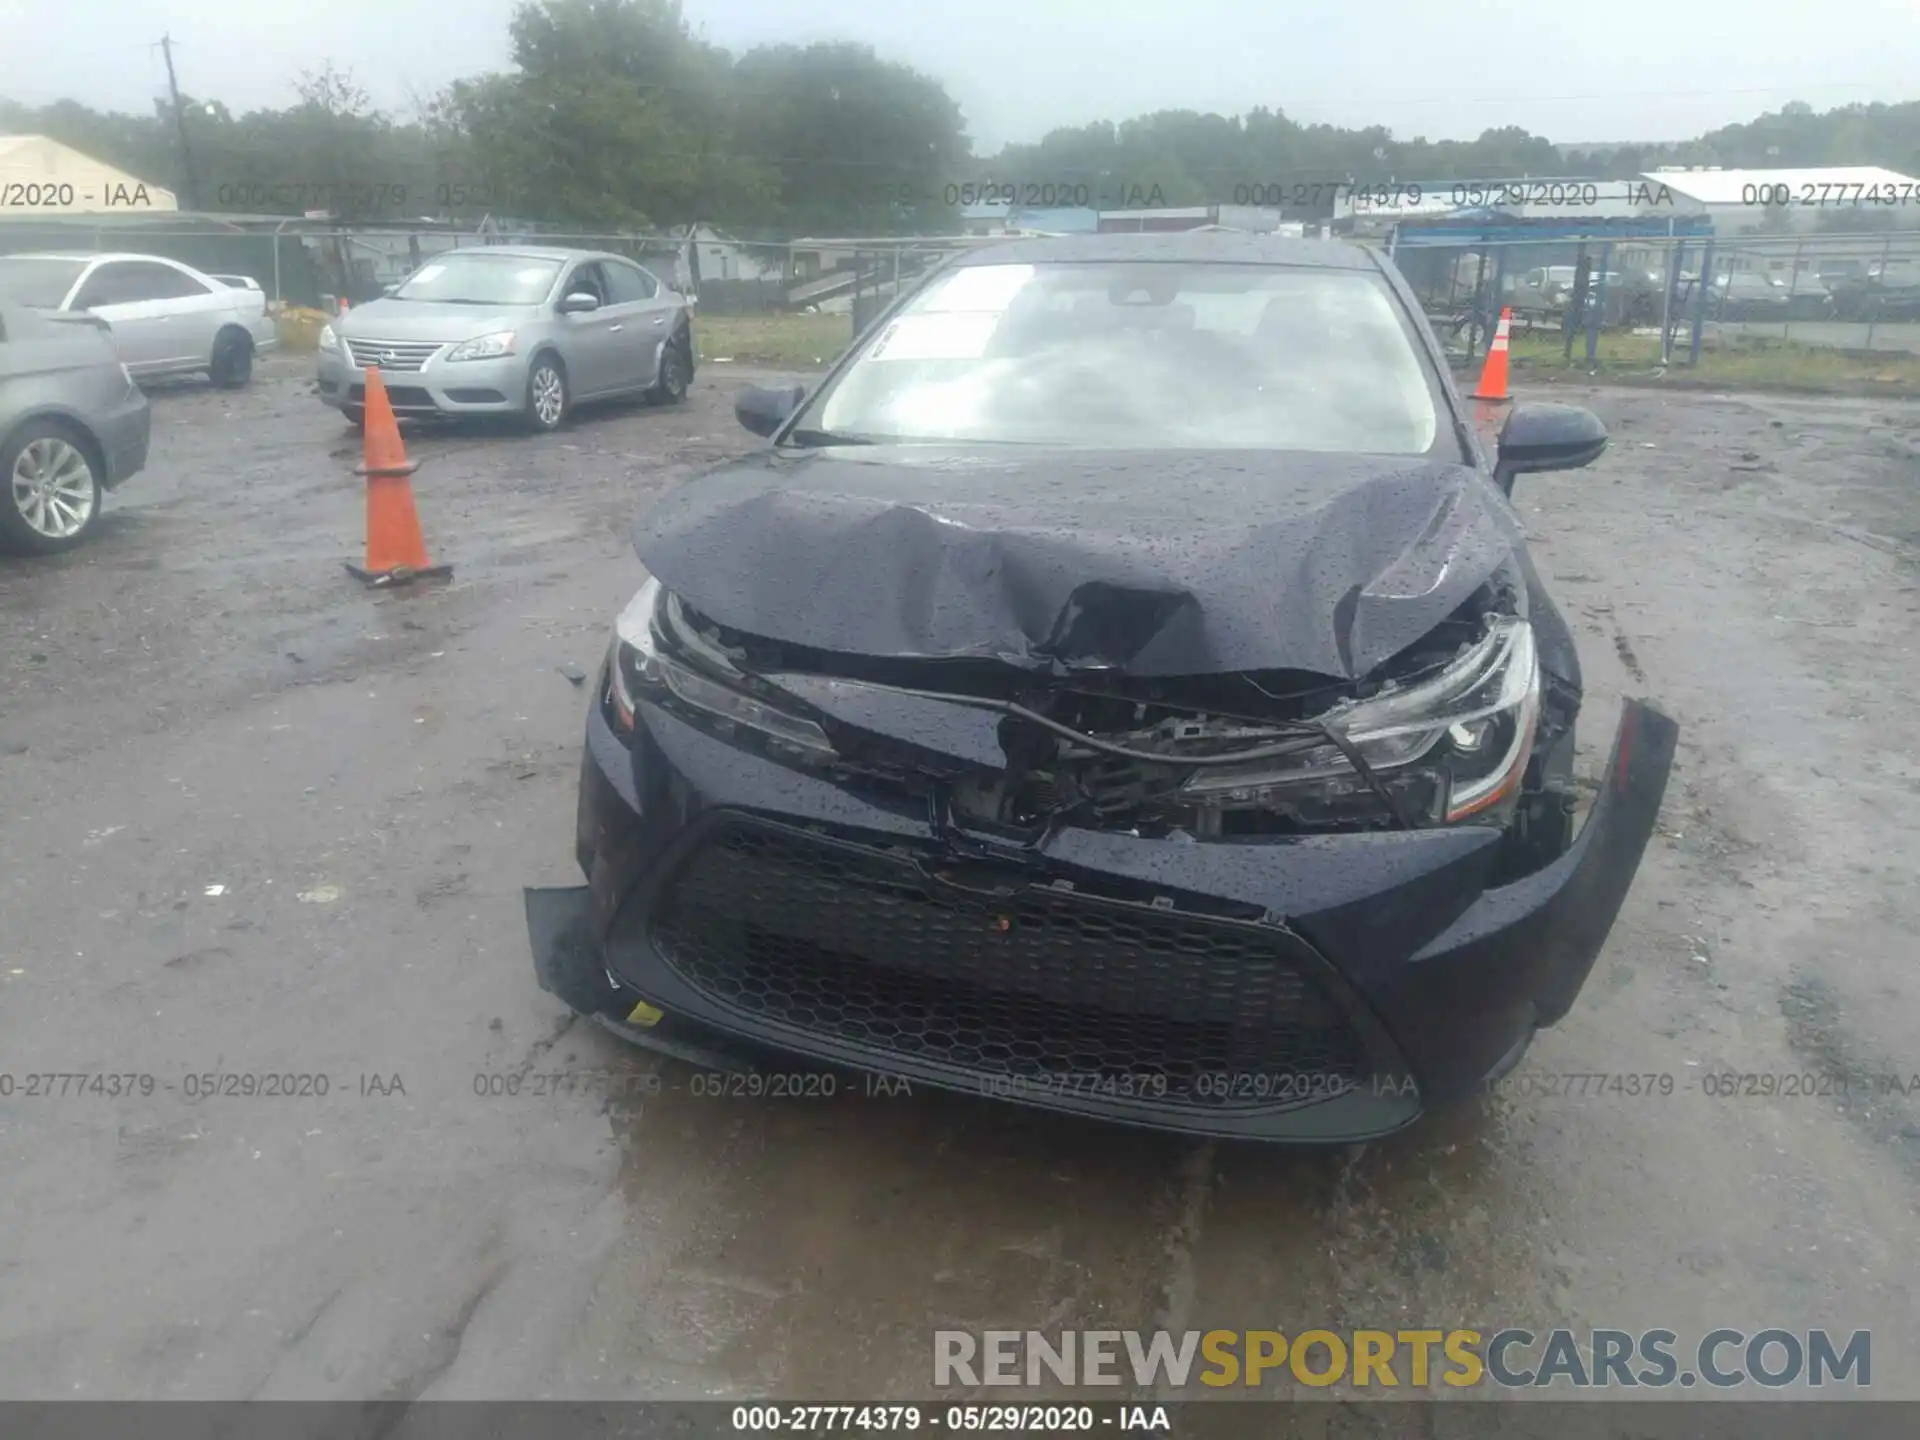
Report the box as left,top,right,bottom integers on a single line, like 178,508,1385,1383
157,34,202,210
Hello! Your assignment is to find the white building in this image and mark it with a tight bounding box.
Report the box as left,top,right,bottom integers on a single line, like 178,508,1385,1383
1337,166,1920,237
1640,165,1920,235
688,224,784,282
0,135,177,215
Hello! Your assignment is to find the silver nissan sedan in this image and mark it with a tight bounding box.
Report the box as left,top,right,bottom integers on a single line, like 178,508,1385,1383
316,246,695,431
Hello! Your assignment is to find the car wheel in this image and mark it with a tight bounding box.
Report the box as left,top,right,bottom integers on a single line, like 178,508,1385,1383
210,328,254,388
342,406,366,432
648,335,690,405
0,422,103,555
525,354,569,432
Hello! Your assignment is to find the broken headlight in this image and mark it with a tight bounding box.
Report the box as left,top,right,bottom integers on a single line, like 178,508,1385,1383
607,577,835,757
1183,617,1540,825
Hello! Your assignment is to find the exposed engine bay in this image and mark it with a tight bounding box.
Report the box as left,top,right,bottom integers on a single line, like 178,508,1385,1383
621,571,1583,880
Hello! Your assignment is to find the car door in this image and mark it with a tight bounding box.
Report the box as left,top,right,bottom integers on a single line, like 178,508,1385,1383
601,259,673,390
553,261,623,398
162,261,237,363
67,263,157,369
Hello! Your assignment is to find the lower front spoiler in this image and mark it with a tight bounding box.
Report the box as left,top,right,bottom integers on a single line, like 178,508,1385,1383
526,878,1429,1143
96,393,152,489
526,883,786,1075
316,359,525,417
525,697,1679,1144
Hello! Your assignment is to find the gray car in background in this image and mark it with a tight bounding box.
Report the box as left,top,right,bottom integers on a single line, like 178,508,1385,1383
315,246,695,432
0,302,152,554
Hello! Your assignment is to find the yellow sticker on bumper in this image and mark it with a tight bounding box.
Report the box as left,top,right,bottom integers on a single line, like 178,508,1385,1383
625,999,665,1028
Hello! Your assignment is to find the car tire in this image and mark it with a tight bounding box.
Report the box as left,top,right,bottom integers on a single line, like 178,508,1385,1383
648,334,690,405
342,406,366,432
525,353,569,432
0,420,104,556
210,328,254,388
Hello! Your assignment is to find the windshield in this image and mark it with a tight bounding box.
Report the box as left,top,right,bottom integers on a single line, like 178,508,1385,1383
390,252,564,305
0,257,86,308
807,261,1442,453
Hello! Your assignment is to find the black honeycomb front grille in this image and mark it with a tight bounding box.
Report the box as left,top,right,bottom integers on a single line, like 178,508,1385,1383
347,383,433,408
650,822,1369,1109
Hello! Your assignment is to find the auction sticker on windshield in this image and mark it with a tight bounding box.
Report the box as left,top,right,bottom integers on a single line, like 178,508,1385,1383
922,263,1035,312
866,312,1000,361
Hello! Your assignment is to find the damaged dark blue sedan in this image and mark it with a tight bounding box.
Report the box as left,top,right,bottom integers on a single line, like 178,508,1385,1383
525,233,1676,1142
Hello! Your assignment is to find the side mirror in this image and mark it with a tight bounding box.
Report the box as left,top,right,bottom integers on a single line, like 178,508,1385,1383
735,383,805,438
1493,403,1607,496
558,291,600,314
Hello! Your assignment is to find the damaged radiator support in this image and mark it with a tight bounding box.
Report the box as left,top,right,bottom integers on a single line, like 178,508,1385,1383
670,584,1580,863
948,691,1440,839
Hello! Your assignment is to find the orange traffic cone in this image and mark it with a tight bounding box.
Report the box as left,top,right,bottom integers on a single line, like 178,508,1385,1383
1471,399,1507,443
1472,307,1513,402
344,368,452,587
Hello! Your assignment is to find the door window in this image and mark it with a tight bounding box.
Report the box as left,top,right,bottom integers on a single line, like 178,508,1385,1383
603,261,659,304
73,261,209,308
564,263,609,304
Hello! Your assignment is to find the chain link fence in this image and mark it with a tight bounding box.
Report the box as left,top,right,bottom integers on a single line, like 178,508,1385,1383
0,217,327,306
15,216,1918,380
1387,227,1920,370
0,220,990,366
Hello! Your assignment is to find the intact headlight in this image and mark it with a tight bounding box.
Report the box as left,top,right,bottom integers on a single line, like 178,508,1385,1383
446,331,517,362
607,578,833,756
1182,616,1540,824
318,323,340,352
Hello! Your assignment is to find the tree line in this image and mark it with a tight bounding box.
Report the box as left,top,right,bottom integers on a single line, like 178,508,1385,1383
3,0,1917,237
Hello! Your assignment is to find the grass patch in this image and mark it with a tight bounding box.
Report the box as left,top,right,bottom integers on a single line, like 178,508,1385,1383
694,312,851,369
1508,330,1663,369
1500,328,1920,392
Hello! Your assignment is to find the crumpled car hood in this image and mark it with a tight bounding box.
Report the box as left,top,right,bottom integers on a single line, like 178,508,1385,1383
632,445,1524,680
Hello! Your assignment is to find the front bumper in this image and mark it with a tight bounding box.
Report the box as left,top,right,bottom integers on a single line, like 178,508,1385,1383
527,686,1676,1142
94,386,151,489
315,347,526,416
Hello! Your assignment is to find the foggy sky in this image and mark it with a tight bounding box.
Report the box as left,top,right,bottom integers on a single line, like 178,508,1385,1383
4,0,1914,153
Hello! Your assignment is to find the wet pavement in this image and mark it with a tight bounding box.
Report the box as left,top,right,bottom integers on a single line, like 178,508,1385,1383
2,358,1918,1399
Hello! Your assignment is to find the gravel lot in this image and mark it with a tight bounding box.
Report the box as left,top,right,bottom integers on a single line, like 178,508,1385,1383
2,354,1918,1401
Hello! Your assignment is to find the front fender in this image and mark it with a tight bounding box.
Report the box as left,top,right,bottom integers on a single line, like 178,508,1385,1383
1409,697,1679,1032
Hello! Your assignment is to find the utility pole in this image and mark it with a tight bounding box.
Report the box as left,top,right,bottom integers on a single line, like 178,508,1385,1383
159,34,201,211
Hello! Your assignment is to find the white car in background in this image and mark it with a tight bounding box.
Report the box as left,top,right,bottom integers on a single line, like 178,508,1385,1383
0,251,277,388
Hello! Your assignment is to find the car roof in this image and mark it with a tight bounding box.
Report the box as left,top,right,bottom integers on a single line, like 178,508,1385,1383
429,246,612,263
949,232,1380,270
0,251,203,265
